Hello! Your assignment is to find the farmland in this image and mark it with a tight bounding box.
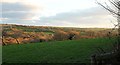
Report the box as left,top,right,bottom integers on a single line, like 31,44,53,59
2,38,115,63
1,24,117,64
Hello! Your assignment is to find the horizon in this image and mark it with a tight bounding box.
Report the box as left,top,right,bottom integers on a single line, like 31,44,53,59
1,23,114,29
0,0,117,28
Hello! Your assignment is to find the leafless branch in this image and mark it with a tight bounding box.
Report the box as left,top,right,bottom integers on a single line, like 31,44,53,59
96,0,120,16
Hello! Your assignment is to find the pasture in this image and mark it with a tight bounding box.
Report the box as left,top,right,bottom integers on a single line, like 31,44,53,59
2,38,115,63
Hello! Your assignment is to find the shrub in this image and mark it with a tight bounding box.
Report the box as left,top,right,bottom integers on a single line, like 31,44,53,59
4,37,18,45
53,30,68,41
67,31,80,40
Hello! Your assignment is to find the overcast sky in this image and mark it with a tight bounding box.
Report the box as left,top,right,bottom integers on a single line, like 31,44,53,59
0,0,117,28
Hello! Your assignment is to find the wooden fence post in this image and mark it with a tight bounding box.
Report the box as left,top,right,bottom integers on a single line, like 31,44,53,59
91,54,97,65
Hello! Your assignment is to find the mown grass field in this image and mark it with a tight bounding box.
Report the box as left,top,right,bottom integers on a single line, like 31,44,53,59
2,38,115,63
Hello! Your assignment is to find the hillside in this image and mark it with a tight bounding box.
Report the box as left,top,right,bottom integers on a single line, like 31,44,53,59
1,24,117,45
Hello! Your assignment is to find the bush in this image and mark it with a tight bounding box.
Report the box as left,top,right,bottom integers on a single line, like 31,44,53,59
4,37,18,45
53,30,68,41
67,31,80,40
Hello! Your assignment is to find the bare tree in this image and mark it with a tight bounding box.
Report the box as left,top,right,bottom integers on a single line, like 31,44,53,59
97,0,120,50
11,29,23,44
2,30,7,45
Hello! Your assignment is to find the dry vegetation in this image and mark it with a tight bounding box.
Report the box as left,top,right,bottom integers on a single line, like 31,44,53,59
1,24,117,45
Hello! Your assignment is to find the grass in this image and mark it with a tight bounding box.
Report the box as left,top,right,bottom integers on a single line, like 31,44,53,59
2,38,115,63
0,45,2,64
43,31,54,34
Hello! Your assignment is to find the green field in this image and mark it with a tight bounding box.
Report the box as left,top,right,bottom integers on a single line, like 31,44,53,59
2,38,115,63
0,45,2,64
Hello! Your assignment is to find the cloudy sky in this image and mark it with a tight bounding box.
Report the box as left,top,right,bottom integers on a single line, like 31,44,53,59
0,0,117,28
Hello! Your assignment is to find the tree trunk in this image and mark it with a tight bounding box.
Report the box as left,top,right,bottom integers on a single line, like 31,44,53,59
15,38,20,44
2,36,6,46
117,2,120,51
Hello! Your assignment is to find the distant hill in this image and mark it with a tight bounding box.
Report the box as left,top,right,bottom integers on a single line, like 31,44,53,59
1,24,117,45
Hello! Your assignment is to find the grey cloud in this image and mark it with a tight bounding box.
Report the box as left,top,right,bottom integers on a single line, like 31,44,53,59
40,7,109,22
1,2,40,20
1,2,115,28
2,11,36,19
37,7,114,27
2,3,32,12
2,19,36,25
